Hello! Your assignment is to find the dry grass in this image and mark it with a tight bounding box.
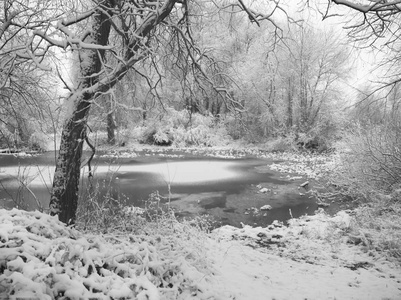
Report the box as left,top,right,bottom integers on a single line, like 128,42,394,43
351,196,401,260
76,183,213,238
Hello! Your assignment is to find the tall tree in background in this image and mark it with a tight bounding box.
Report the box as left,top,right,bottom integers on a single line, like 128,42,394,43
285,25,350,133
227,18,350,141
0,1,60,149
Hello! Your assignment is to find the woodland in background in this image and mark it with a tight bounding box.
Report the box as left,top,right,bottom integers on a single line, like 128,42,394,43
89,19,350,151
1,2,350,152
1,0,401,224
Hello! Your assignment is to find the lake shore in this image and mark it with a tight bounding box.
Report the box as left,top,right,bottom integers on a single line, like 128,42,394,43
1,145,400,299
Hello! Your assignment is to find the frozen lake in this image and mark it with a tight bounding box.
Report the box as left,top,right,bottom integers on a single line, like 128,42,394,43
0,150,334,227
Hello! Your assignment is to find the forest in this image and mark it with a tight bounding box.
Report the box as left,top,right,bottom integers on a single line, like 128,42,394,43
1,0,401,299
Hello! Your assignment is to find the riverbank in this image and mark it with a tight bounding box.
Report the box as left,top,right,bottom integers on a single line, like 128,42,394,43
0,208,400,299
1,146,401,299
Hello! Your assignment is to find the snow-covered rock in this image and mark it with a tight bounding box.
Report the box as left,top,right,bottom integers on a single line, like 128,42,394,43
260,205,272,211
300,181,309,188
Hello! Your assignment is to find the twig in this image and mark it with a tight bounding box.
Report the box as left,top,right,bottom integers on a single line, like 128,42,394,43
85,135,96,178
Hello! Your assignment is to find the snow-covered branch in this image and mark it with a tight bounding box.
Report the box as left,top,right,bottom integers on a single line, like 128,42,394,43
332,0,401,13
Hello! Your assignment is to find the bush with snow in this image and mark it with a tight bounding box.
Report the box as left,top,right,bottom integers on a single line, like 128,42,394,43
135,107,232,147
0,209,214,299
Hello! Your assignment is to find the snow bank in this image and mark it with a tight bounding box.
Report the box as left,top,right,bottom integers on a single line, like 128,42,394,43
0,209,214,299
1,208,400,300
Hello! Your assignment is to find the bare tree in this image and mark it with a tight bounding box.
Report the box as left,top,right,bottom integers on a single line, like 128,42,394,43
327,0,401,83
0,0,61,149
2,0,291,224
286,25,350,132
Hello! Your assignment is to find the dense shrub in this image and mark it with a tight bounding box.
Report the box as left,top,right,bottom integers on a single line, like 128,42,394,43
137,107,232,147
28,131,50,151
0,126,21,149
343,120,401,193
140,127,173,146
316,117,401,260
263,135,298,152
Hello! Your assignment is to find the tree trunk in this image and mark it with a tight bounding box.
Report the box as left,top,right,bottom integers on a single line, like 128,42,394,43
107,96,116,145
107,111,116,145
287,76,293,130
49,5,112,225
49,100,90,224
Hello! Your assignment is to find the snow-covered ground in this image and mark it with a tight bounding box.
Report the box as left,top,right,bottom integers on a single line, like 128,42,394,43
1,208,400,299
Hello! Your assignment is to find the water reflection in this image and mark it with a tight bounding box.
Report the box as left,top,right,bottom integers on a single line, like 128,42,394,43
91,160,239,184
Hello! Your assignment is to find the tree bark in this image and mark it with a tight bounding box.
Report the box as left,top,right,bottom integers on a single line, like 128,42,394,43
107,111,116,145
49,4,112,225
107,96,116,145
49,100,90,224
287,76,293,130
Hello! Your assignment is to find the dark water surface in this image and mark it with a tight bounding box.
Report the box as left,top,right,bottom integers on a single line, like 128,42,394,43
0,150,338,227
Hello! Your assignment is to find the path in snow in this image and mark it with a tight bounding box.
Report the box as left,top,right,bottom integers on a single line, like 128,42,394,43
208,238,400,300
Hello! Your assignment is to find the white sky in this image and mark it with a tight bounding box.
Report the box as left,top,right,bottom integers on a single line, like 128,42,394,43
241,0,382,100
287,1,385,99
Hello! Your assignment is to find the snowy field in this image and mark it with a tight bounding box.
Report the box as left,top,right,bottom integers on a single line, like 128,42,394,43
1,208,400,299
